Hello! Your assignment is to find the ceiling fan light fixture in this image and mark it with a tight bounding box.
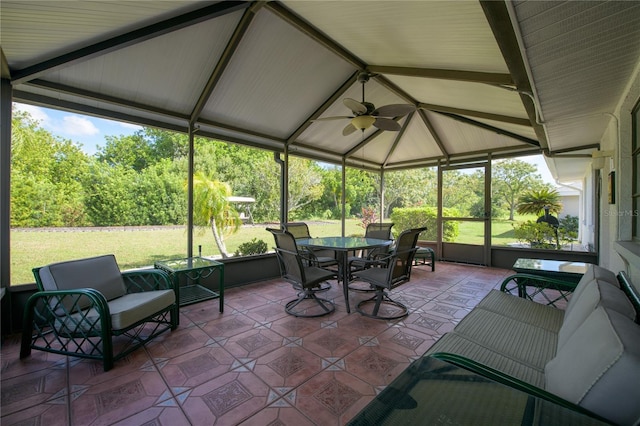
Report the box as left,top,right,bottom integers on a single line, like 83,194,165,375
351,115,376,130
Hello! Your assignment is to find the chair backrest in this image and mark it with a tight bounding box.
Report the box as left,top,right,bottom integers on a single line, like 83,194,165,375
283,222,312,239
365,222,394,240
267,228,306,284
34,254,127,311
388,227,427,285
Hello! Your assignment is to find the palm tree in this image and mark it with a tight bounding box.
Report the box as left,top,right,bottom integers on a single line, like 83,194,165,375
516,188,562,216
192,172,241,258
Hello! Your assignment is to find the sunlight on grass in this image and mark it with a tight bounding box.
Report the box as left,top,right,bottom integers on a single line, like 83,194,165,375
10,220,366,285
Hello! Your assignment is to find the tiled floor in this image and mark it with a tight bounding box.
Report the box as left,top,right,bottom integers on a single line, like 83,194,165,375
1,262,512,426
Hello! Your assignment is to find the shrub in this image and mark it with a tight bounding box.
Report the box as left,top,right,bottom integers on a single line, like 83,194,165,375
513,220,558,249
233,238,268,256
390,206,460,241
558,215,579,246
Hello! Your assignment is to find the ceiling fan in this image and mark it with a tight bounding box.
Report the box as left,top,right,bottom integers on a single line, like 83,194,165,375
313,72,416,136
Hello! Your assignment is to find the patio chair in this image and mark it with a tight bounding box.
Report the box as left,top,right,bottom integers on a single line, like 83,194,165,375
283,222,339,270
20,254,178,371
348,222,394,291
351,227,426,320
267,228,336,317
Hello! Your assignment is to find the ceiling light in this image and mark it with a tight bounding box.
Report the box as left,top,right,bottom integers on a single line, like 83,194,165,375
351,115,375,131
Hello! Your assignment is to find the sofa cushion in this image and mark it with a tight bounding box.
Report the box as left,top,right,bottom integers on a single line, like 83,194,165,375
477,290,564,332
557,279,636,348
579,264,618,287
451,308,558,370
39,255,127,312
545,307,640,426
564,264,618,319
426,332,546,387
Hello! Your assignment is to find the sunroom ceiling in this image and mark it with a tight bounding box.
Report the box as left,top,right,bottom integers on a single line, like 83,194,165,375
2,1,640,179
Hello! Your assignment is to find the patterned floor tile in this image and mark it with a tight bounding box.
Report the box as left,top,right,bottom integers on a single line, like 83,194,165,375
294,370,376,425
181,370,269,425
3,262,514,425
158,345,236,389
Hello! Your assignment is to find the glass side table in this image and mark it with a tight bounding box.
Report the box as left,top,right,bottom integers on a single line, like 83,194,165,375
348,355,608,425
154,257,224,311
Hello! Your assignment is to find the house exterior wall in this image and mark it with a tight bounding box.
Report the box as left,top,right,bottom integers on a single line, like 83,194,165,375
606,62,640,287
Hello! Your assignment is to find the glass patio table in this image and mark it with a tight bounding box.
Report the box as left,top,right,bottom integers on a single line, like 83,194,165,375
297,236,393,313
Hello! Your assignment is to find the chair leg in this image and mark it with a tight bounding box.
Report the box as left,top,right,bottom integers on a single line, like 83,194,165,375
285,289,335,318
356,288,408,320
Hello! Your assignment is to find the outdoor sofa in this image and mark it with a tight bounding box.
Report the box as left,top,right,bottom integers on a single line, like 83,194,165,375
426,264,640,425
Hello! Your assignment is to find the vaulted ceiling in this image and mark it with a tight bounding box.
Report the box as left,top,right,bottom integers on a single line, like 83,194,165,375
2,1,640,180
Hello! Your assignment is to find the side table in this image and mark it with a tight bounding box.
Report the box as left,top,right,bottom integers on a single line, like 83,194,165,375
154,257,224,311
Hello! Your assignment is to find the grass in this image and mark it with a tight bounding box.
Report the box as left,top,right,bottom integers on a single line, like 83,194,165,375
10,217,536,286
10,220,366,285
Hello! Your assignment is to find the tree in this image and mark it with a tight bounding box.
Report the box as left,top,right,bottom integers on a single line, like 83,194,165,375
516,188,562,216
287,157,324,218
492,159,544,220
376,168,437,218
11,110,90,226
192,173,241,258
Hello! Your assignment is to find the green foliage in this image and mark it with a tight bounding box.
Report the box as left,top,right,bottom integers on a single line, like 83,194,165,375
192,172,241,258
376,168,437,217
11,112,90,226
390,206,460,241
233,238,268,256
516,188,562,216
558,215,579,246
492,159,545,220
513,220,558,249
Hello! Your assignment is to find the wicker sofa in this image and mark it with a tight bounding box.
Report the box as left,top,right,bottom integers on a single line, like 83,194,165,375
427,264,640,425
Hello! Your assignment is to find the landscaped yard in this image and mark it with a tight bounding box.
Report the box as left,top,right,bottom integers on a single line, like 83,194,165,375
9,220,365,285
10,216,538,285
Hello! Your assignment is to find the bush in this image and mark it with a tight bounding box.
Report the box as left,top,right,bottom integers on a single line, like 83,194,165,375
390,206,459,241
233,238,268,256
558,215,579,246
513,220,558,249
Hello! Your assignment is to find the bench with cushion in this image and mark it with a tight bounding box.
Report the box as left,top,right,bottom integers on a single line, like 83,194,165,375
413,246,435,271
21,254,178,371
426,264,640,425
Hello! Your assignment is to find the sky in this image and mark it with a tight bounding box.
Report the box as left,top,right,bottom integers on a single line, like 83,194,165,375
14,103,142,156
14,103,557,184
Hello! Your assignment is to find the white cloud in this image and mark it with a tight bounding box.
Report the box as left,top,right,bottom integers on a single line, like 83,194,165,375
59,115,100,136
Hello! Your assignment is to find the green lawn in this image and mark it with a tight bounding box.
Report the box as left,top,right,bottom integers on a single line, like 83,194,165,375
10,220,365,285
10,217,534,285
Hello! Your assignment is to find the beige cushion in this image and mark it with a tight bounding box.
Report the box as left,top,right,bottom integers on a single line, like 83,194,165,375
545,307,640,426
453,308,558,369
426,332,546,387
580,264,618,286
557,279,636,348
477,290,565,332
39,255,127,311
56,289,175,332
564,264,618,319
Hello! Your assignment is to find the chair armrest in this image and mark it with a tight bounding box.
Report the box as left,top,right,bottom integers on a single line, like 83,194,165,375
429,352,611,423
500,273,578,307
22,288,112,335
122,269,174,293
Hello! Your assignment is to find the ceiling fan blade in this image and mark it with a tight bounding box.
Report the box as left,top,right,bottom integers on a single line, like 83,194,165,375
312,116,353,122
344,98,367,114
374,104,416,117
342,123,358,136
373,117,401,131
